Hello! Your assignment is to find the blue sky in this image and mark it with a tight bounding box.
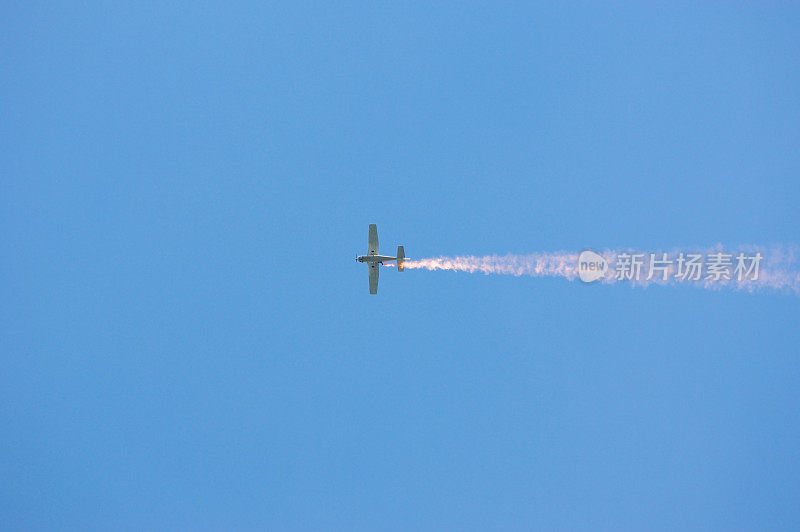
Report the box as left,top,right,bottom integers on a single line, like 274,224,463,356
2,3,800,529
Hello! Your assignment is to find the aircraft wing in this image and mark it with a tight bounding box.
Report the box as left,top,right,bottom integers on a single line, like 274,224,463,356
369,262,379,294
368,224,378,255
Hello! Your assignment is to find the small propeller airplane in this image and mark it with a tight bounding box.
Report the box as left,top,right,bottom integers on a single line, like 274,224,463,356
355,224,405,294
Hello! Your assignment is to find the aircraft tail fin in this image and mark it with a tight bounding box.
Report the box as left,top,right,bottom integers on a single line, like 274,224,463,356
397,246,405,272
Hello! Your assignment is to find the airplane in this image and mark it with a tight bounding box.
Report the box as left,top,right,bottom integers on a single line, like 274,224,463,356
355,224,405,294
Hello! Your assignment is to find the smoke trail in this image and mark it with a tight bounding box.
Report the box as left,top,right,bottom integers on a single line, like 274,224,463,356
398,252,580,279
386,247,800,294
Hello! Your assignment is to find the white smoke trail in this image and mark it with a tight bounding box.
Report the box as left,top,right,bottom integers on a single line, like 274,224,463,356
386,247,800,294
396,252,581,279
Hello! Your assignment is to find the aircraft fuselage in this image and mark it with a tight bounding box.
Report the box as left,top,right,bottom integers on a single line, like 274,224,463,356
356,255,397,263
